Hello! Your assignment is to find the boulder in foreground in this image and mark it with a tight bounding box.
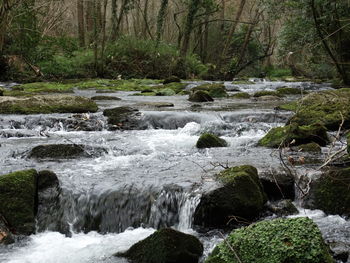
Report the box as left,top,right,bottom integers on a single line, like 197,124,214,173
206,217,333,263
116,228,203,263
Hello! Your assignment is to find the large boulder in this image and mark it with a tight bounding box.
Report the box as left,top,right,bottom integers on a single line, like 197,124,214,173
29,144,106,159
194,166,267,228
192,84,228,98
289,89,350,130
258,123,329,148
116,228,203,263
205,217,333,263
0,95,98,114
189,90,214,102
0,169,37,235
304,167,350,217
196,133,227,149
259,172,295,200
103,106,142,130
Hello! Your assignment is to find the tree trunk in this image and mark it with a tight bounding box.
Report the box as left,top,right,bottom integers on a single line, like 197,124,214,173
156,0,169,44
111,0,118,41
77,0,85,47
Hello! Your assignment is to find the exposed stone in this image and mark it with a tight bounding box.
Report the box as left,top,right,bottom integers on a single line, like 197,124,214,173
91,96,121,101
259,172,295,200
103,106,142,130
230,92,250,99
196,133,227,149
297,142,322,153
188,90,214,102
116,228,203,263
135,102,174,108
266,199,299,216
192,84,228,98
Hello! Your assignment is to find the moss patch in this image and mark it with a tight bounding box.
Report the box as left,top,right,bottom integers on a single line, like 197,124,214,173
0,169,37,234
258,123,329,148
0,95,98,114
196,133,227,148
192,83,228,98
253,91,283,98
230,92,251,99
297,142,322,153
189,90,214,102
206,217,333,263
117,228,203,263
276,101,298,111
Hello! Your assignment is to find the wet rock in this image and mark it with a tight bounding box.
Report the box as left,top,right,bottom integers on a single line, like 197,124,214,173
230,92,250,99
0,88,4,96
91,96,121,101
347,133,350,154
194,165,267,228
0,95,98,114
304,167,350,217
192,84,228,98
0,169,37,235
206,217,333,263
276,86,305,95
116,228,203,263
188,90,214,102
29,144,106,159
0,214,14,245
163,76,181,84
266,199,298,216
37,170,59,190
196,133,227,149
253,90,283,97
256,95,282,101
258,123,329,148
289,88,350,130
136,102,174,108
103,106,142,130
260,172,295,200
297,142,322,153
155,88,176,96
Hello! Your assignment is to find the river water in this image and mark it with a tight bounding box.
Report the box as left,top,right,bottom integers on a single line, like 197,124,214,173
0,79,349,262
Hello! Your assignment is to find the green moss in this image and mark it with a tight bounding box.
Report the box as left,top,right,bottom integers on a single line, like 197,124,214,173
253,90,283,97
0,169,37,234
117,228,203,263
155,88,176,96
276,101,298,111
0,88,4,96
313,168,350,216
189,90,214,102
276,87,307,95
193,83,228,98
230,92,251,99
297,142,321,153
258,123,329,148
196,133,227,148
205,217,333,263
290,89,350,130
0,95,98,114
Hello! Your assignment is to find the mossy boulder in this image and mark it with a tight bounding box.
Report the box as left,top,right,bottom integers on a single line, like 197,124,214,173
205,217,333,263
103,106,141,130
0,169,37,235
196,133,227,149
163,76,181,84
91,96,121,101
0,95,98,114
253,90,283,97
306,168,350,217
194,165,267,228
156,88,176,96
258,123,329,148
189,90,214,102
276,87,305,95
289,89,350,130
29,144,106,159
230,92,250,99
297,142,322,153
192,84,228,98
116,228,203,263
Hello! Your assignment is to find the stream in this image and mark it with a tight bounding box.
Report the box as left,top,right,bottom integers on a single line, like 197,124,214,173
0,79,349,263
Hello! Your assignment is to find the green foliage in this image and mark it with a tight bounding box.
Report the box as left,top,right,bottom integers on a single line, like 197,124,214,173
206,217,333,263
266,67,292,78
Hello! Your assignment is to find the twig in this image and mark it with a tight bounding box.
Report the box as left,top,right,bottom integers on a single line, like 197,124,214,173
219,232,244,263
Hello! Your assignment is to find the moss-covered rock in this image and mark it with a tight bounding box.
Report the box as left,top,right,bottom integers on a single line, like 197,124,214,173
156,88,176,96
307,168,350,217
91,96,121,101
258,123,329,148
0,88,4,96
0,169,37,235
253,90,283,98
205,217,333,263
194,165,267,228
163,76,181,84
276,87,306,95
0,95,98,114
196,133,227,149
29,144,106,159
289,89,350,130
189,90,214,102
297,142,322,153
230,92,250,99
103,106,141,130
192,84,228,98
117,228,203,263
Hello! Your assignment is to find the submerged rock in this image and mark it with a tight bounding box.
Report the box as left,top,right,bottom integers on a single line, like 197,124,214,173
103,106,142,130
194,165,266,228
258,123,329,148
0,169,37,235
189,90,214,102
266,199,298,216
205,217,333,263
29,144,106,159
116,228,203,263
0,95,98,114
192,84,228,98
0,214,14,245
305,167,350,217
196,133,227,149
